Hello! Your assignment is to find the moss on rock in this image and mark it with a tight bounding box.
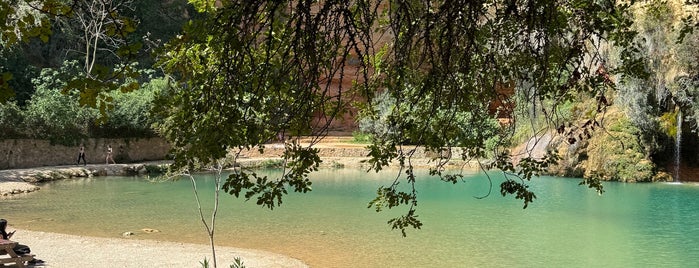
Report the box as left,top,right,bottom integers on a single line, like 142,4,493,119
550,107,659,182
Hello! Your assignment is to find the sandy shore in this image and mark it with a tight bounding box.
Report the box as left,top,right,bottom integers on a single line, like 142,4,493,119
6,228,307,268
0,181,39,195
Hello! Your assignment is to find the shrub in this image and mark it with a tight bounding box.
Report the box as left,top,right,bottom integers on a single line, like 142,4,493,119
260,159,284,169
0,101,25,138
23,65,98,144
351,131,372,143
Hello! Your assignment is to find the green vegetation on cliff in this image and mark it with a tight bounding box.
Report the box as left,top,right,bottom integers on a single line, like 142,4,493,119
549,106,658,182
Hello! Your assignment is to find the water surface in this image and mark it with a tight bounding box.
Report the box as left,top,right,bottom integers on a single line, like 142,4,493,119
3,169,699,267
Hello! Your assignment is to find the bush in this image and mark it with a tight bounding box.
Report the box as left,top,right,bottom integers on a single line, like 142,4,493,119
260,159,284,169
0,61,168,144
96,77,167,137
0,101,25,138
23,65,98,144
351,131,372,143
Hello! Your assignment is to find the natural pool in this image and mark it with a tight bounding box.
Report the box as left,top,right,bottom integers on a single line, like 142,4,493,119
3,169,699,267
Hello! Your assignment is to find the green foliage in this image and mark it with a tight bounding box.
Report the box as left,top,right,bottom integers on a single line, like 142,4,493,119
0,71,13,102
229,257,246,268
0,1,51,46
599,116,655,182
611,0,699,166
493,152,561,208
259,159,284,169
0,0,192,116
159,1,369,224
200,257,247,268
558,108,656,182
23,64,98,144
659,110,679,138
0,60,163,143
330,161,345,169
361,0,639,234
144,164,168,175
359,88,501,149
222,142,317,210
158,0,642,236
125,0,194,69
578,177,605,195
1,0,664,236
0,47,39,105
200,258,209,268
357,90,396,140
0,101,24,138
511,94,576,148
96,77,165,137
674,76,699,132
351,131,372,143
367,164,422,237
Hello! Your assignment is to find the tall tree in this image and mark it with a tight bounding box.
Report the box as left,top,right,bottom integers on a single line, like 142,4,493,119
70,0,135,76
0,0,147,110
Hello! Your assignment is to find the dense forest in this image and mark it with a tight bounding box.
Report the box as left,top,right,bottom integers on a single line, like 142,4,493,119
1,0,699,232
0,0,193,143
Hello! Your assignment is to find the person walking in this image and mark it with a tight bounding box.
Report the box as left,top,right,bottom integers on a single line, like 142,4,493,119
106,145,116,164
77,144,87,166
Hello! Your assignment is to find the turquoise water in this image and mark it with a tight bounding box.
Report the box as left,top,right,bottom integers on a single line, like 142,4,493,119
3,169,699,267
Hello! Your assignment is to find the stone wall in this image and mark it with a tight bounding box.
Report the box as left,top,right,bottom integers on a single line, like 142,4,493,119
0,138,171,169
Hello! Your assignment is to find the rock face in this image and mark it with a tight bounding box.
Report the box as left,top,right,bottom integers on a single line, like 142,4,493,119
516,109,663,183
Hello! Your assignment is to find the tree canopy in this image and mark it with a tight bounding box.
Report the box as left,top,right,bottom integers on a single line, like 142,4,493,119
157,0,645,235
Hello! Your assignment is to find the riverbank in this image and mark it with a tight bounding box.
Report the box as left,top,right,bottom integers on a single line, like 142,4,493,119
7,227,307,267
0,162,169,196
0,137,477,197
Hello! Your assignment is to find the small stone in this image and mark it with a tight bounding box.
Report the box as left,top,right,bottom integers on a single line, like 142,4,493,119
141,228,160,233
122,231,134,237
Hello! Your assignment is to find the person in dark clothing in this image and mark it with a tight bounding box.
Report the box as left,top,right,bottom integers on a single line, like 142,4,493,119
0,219,43,265
77,144,87,166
